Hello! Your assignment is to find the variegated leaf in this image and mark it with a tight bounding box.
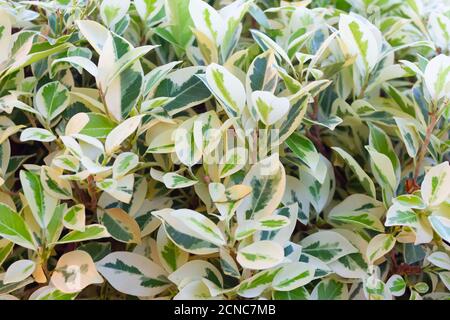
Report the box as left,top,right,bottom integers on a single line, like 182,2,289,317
237,240,284,270
237,154,286,222
202,63,246,118
101,208,141,244
51,251,103,293
366,234,396,264
421,161,450,207
154,66,211,116
96,251,170,297
20,170,58,228
63,204,85,232
272,262,315,291
332,147,376,198
300,230,357,264
55,224,110,244
34,81,70,123
251,91,289,125
20,128,56,142
328,194,385,232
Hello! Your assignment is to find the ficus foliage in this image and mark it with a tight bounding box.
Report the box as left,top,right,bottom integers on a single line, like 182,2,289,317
0,0,449,301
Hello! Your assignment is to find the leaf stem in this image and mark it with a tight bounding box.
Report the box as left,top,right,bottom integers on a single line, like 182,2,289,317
412,111,438,187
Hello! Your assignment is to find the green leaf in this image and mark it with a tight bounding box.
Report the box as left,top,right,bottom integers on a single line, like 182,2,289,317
79,113,116,138
156,227,189,273
99,33,144,122
246,50,278,95
155,0,193,50
273,287,310,300
0,203,36,251
368,123,400,179
0,239,14,267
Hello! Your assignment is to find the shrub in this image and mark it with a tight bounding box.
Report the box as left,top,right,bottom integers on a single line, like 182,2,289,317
0,0,449,300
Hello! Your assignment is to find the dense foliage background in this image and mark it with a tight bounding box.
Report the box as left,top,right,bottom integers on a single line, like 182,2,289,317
0,0,449,300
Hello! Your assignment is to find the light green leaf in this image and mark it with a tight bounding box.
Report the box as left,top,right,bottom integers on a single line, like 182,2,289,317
100,0,130,28
339,14,381,72
366,145,397,199
385,203,418,227
78,113,116,138
40,166,73,200
237,267,282,298
427,251,450,270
